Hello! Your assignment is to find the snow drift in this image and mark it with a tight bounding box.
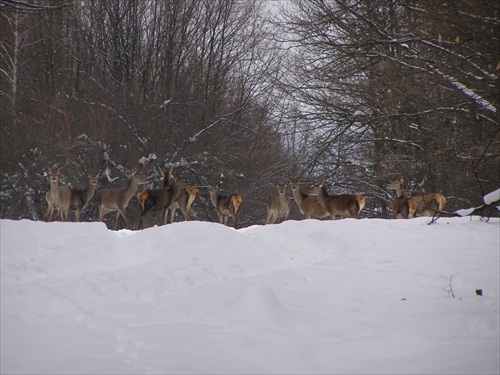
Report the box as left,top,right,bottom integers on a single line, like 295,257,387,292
1,217,499,374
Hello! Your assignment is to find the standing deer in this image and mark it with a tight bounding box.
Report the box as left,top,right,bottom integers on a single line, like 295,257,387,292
390,186,417,219
158,167,198,224
137,176,188,230
97,170,148,230
137,167,198,224
208,184,243,228
42,167,71,222
266,181,291,224
307,180,368,220
387,177,446,217
288,178,329,220
69,171,101,222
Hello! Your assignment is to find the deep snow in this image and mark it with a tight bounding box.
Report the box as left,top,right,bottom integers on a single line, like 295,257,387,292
1,217,499,374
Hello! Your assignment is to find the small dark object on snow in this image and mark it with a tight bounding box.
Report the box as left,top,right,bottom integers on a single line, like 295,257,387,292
476,289,483,296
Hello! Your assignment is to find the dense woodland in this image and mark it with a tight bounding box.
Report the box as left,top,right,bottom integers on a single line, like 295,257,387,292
1,0,499,228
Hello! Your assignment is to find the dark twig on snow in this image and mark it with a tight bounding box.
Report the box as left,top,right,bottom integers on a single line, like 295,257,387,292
441,272,460,298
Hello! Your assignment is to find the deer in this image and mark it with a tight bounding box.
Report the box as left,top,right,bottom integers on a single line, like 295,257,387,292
208,184,243,228
137,176,188,230
266,181,291,224
97,169,149,230
288,178,329,220
42,167,71,222
307,180,368,220
69,171,101,222
137,167,198,224
158,167,198,224
390,186,417,219
387,177,446,217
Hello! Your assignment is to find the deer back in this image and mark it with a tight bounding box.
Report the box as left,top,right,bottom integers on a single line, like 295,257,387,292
411,193,446,215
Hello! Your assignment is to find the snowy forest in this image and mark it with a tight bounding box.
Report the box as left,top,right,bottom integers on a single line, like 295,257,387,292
1,0,498,227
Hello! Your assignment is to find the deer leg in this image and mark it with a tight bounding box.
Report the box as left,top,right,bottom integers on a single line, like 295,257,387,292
116,209,129,230
139,204,154,230
160,207,168,226
43,207,53,222
184,206,192,221
180,205,189,222
42,207,50,221
62,208,69,222
170,206,177,224
98,206,107,222
115,211,121,230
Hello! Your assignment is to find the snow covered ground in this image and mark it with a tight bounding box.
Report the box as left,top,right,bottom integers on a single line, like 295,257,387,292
1,217,499,374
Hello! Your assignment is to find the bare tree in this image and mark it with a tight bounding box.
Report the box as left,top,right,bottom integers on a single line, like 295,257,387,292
278,0,499,217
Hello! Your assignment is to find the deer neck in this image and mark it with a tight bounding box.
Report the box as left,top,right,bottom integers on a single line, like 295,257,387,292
122,178,139,204
161,173,172,188
170,181,184,201
316,186,328,206
279,192,288,206
85,182,97,203
394,184,404,198
209,190,219,207
291,186,306,206
49,179,60,203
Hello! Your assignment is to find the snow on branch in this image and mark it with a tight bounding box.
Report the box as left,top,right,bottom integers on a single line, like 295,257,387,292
426,64,497,114
454,188,500,218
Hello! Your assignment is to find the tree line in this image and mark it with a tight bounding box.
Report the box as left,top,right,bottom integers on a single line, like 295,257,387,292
1,0,498,227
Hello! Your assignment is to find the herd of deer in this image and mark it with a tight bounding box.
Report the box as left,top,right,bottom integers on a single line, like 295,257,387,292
42,167,446,229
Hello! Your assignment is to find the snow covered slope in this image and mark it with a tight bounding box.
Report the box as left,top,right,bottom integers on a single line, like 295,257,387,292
1,217,499,374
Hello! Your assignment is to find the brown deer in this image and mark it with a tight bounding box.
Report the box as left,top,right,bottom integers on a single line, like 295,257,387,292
69,171,101,222
387,177,446,217
168,185,198,222
390,186,417,219
158,167,198,224
266,181,291,224
307,180,368,220
137,167,198,224
288,178,329,220
137,176,188,230
42,167,71,222
97,170,148,230
208,184,243,228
